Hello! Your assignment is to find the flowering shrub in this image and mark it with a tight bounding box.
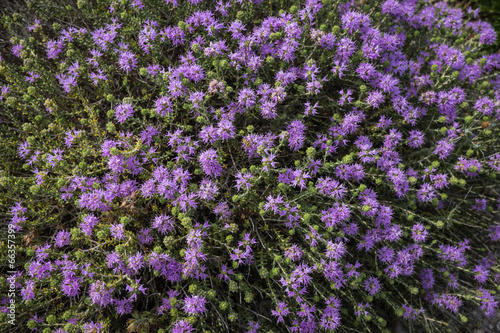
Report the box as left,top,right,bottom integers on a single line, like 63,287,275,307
1,0,500,332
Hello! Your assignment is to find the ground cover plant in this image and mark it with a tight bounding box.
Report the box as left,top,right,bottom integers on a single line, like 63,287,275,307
1,0,500,332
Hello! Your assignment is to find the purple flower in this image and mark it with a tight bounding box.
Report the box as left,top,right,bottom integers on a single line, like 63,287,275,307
46,39,65,59
214,201,232,220
183,295,207,316
364,276,381,296
61,277,81,298
110,223,125,240
287,119,306,151
284,244,304,262
238,88,256,108
12,44,23,57
271,302,290,324
80,214,99,237
21,280,35,301
127,252,145,274
320,297,341,330
89,280,114,307
366,90,384,108
433,139,454,159
325,240,346,260
199,149,223,178
430,173,449,189
472,265,489,284
172,320,194,333
412,223,429,242
234,171,253,191
198,178,219,201
217,119,235,140
189,91,205,109
55,230,71,247
138,227,153,245
115,102,135,123
455,157,482,177
152,214,175,234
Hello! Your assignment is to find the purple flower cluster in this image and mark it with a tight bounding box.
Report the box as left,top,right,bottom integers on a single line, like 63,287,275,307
4,0,500,332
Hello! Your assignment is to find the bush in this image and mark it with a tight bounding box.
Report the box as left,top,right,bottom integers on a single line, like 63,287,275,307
1,0,500,332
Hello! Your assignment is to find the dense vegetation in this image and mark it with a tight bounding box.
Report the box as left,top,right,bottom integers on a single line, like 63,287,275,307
1,0,499,332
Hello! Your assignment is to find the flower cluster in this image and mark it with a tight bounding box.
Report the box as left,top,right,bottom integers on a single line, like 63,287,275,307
2,0,500,332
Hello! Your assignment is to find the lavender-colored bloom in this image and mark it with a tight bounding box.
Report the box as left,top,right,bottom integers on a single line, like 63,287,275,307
320,296,341,330
417,183,437,203
430,173,449,189
455,157,482,177
183,295,207,316
366,90,384,108
21,280,35,301
152,214,175,234
46,39,65,59
114,297,134,315
284,244,303,262
12,44,23,57
364,276,381,295
199,149,223,178
55,230,71,247
473,265,489,284
238,88,256,108
217,119,235,140
61,277,81,297
271,301,290,324
214,201,232,220
127,252,145,274
138,227,153,245
433,139,454,159
412,223,429,242
115,102,135,124
80,214,99,237
287,119,306,151
325,241,346,260
110,223,125,240
89,280,114,307
172,320,194,333
234,171,253,191
198,178,219,201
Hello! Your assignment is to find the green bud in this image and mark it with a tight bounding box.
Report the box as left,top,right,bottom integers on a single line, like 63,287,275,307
219,301,228,310
342,154,353,164
106,122,116,133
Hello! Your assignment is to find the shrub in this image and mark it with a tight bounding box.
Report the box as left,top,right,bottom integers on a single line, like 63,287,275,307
1,0,500,332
